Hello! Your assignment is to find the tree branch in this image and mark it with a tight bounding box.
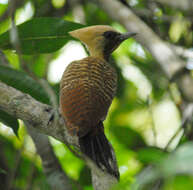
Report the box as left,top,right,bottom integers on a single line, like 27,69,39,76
97,0,193,103
153,0,193,12
0,81,118,190
27,126,74,190
132,8,176,22
169,43,193,60
98,0,185,79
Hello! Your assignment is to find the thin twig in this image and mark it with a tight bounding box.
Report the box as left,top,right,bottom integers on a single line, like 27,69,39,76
164,103,193,150
147,96,157,146
164,127,183,151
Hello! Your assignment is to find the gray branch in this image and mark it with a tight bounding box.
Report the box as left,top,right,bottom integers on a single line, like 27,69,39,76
153,0,193,12
0,81,118,190
0,48,73,189
132,8,176,22
98,0,185,78
169,44,193,59
97,0,193,102
27,125,73,190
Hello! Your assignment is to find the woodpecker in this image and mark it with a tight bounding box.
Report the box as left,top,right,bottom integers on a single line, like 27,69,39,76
60,25,136,179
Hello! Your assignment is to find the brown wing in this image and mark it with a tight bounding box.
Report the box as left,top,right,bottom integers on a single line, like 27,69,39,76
60,57,117,137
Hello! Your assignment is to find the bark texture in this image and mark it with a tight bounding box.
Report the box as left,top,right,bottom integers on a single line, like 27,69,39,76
0,81,118,190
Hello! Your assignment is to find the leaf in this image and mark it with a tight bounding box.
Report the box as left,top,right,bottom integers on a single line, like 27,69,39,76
0,168,6,175
132,142,193,189
161,142,193,176
0,109,19,136
0,65,50,104
137,147,167,165
164,175,193,190
169,18,189,43
79,166,92,186
30,55,48,78
111,126,146,150
130,53,167,100
0,17,84,54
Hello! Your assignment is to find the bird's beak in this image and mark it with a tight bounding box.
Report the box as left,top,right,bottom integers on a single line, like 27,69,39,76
119,32,137,41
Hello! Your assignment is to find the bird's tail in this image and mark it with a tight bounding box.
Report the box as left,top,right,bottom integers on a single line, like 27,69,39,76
78,121,119,179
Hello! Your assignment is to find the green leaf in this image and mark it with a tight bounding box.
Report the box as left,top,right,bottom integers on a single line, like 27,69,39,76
161,142,193,176
0,17,84,54
164,175,193,190
137,147,167,165
79,166,92,186
130,53,167,100
0,65,50,104
133,142,193,189
0,168,6,175
111,126,146,150
0,109,19,136
31,55,48,78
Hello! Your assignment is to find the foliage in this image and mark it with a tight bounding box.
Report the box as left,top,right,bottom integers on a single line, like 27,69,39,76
0,0,192,189
0,134,50,190
0,110,19,137
0,17,84,54
0,64,50,104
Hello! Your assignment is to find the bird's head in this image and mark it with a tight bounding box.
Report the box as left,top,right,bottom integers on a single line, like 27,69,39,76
69,25,136,60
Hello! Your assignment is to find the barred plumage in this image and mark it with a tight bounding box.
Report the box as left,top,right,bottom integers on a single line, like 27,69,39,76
60,56,117,137
59,25,136,179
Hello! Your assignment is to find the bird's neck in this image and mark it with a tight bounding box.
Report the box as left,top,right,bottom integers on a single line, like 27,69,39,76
88,48,110,61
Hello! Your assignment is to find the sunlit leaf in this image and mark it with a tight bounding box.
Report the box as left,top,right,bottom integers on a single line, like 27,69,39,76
0,3,8,17
0,65,50,104
164,175,193,190
0,17,84,54
169,17,189,43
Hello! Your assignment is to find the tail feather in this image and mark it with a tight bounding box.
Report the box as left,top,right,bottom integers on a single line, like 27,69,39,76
79,122,119,179
95,134,112,170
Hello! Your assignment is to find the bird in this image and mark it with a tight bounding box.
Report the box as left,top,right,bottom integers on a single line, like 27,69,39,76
60,25,136,179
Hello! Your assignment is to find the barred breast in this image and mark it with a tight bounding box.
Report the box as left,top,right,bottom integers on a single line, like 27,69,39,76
60,57,117,137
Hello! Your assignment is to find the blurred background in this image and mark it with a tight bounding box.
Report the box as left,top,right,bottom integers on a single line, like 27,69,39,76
0,0,193,189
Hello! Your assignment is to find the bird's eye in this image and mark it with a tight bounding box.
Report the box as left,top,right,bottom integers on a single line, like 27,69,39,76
103,31,117,39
